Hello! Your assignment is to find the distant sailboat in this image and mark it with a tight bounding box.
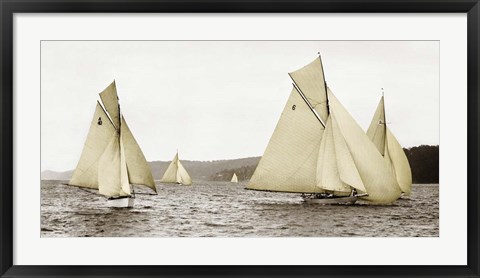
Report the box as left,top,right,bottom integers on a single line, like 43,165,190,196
68,81,157,208
231,173,238,183
247,56,403,205
160,152,192,185
367,95,412,195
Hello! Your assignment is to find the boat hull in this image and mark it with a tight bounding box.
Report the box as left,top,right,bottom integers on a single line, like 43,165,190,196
107,197,135,208
303,196,358,205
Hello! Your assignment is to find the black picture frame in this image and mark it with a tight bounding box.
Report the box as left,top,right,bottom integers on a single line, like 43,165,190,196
1,1,479,277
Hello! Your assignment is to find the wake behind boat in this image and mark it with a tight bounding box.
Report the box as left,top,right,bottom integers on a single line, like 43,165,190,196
67,81,157,208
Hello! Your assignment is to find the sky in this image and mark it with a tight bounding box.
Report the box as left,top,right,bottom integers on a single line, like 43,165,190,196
41,41,439,172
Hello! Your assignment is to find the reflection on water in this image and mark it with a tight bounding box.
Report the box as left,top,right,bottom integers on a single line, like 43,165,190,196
41,181,438,237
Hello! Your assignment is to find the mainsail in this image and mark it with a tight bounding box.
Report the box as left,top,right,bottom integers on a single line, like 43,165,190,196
231,173,238,183
367,97,412,195
247,87,325,193
160,152,193,185
247,56,405,204
68,81,157,197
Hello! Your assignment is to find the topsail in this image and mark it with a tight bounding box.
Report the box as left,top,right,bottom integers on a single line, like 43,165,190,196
68,81,157,198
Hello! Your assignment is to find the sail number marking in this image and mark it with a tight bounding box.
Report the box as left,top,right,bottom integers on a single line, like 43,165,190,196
98,117,102,125
292,105,296,110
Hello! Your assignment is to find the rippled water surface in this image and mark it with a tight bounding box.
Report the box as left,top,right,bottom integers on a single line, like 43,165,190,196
41,181,438,237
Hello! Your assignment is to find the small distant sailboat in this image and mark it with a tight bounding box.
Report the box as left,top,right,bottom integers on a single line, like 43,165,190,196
231,173,238,183
367,94,412,195
68,81,157,208
160,152,192,185
247,55,404,205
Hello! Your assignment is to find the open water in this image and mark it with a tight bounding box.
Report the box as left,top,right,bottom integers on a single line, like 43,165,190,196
41,181,438,237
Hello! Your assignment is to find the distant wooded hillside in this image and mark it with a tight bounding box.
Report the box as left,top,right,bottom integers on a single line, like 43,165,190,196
210,145,439,184
41,145,438,183
404,145,439,183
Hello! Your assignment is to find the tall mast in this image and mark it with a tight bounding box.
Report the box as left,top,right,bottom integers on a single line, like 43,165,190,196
382,88,387,150
318,52,330,115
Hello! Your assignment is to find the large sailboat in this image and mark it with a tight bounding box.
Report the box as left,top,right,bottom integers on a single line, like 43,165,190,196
246,56,404,205
68,81,157,208
160,152,193,185
367,95,412,195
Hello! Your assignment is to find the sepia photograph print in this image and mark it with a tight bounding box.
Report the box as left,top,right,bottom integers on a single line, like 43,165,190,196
40,40,439,237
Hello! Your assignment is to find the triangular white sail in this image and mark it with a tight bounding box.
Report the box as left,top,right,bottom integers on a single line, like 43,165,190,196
247,87,325,193
69,102,117,189
328,90,402,204
98,135,130,197
386,128,412,195
120,117,157,192
366,96,386,156
387,128,412,195
69,81,156,198
231,173,238,183
160,152,192,185
367,97,412,195
176,160,192,185
99,81,120,129
331,112,367,193
316,117,353,195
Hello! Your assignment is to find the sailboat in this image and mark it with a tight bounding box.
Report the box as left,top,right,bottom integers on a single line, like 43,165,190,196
68,81,157,208
160,152,192,185
246,56,403,205
367,94,412,195
231,173,238,183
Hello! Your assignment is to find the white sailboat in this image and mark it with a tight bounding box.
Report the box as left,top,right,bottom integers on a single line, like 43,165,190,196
68,81,157,208
367,95,412,195
247,56,403,205
231,173,238,183
160,152,192,185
